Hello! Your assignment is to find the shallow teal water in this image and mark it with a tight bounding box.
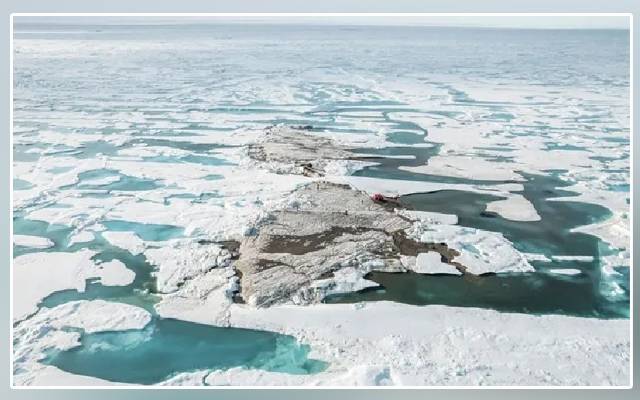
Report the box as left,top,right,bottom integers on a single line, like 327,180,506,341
128,138,232,153
13,215,327,383
40,235,159,311
101,220,184,241
13,217,74,256
31,230,327,384
44,318,327,384
74,169,161,191
13,178,35,190
145,154,234,166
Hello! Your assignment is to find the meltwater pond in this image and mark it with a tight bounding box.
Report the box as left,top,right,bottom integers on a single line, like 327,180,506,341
101,220,185,242
44,318,327,385
72,169,161,191
13,217,75,257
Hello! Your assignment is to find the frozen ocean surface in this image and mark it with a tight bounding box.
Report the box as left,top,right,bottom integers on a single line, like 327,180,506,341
12,21,630,385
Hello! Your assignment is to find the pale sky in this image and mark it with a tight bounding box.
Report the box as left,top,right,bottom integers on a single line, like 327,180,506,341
13,15,631,30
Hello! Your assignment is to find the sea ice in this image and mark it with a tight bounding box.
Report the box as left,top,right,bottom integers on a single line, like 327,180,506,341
102,231,145,255
95,260,135,286
79,175,122,187
13,235,54,249
523,253,552,262
343,175,522,198
412,252,462,275
225,301,630,386
485,195,541,222
307,267,380,298
13,250,139,321
395,209,458,225
399,155,524,181
13,250,98,321
407,223,534,275
550,255,594,262
548,269,582,276
67,230,95,246
154,267,237,326
13,300,151,386
144,240,233,293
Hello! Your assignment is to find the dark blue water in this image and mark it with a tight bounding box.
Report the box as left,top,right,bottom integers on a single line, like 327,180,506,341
327,171,629,318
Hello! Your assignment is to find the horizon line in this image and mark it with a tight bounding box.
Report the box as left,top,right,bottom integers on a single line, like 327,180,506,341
11,14,632,31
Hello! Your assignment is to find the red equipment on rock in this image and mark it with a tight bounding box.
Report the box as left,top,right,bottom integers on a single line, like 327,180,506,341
372,193,386,202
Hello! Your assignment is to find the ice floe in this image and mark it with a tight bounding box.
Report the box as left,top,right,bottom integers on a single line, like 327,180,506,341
13,235,54,249
144,240,233,294
13,250,137,321
407,223,534,275
395,209,458,225
523,253,552,263
67,230,95,246
548,269,582,276
95,260,135,286
551,255,594,262
102,231,146,255
343,175,523,198
399,155,524,181
411,252,462,275
307,267,380,298
485,194,541,222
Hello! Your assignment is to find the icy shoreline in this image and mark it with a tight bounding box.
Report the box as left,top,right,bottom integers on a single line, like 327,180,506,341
12,126,631,387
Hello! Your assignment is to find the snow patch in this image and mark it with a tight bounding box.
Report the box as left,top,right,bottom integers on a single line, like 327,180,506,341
396,209,458,225
408,223,534,275
96,260,135,286
13,235,54,249
485,194,541,222
225,301,630,386
548,269,582,276
68,230,95,246
145,240,233,293
102,231,145,255
551,255,594,262
412,252,462,275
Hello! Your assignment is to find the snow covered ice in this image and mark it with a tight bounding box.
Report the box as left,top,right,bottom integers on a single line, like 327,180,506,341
11,19,630,386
